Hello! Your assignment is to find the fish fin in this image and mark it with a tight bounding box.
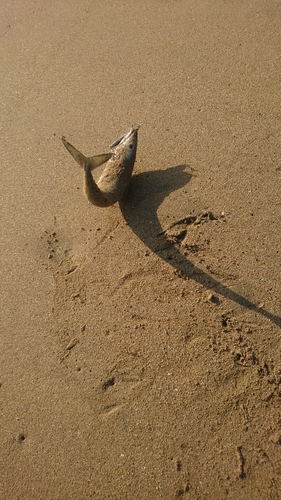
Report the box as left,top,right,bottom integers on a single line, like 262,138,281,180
86,153,112,171
62,137,112,170
62,137,86,168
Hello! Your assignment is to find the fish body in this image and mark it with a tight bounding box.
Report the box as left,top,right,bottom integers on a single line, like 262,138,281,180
62,126,139,207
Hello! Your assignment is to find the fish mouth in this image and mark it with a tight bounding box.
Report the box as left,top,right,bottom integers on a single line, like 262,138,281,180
123,124,140,141
110,125,140,149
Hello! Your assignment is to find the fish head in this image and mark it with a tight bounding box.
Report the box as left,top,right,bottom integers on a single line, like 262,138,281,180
111,125,139,161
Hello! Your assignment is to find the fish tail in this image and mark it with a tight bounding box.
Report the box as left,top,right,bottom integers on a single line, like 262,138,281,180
62,137,86,168
62,137,112,170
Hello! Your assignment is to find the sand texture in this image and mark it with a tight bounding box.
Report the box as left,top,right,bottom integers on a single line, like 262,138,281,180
1,1,281,498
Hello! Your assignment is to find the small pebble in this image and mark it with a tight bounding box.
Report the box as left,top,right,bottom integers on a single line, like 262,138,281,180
269,432,281,444
207,293,220,304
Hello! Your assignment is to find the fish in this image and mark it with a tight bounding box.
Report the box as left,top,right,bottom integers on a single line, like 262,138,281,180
62,125,139,207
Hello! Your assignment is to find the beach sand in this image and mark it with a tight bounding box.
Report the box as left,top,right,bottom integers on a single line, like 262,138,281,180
1,1,281,498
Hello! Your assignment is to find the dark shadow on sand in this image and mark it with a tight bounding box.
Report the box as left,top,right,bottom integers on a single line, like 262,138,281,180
120,165,281,328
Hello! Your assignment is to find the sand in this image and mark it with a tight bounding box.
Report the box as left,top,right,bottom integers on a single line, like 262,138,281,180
1,0,281,498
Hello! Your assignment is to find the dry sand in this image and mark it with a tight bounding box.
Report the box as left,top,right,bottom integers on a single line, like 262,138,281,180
1,1,281,498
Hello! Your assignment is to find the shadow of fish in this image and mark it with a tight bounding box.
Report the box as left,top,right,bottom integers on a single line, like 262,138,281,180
62,125,139,207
